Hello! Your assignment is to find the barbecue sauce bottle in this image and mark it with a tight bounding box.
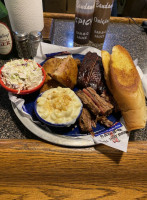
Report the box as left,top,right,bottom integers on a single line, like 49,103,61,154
0,1,18,60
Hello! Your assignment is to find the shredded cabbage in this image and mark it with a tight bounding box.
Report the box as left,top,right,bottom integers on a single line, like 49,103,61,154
1,59,43,93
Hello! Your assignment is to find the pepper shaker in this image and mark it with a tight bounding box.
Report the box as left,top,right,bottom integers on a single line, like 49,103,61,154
29,31,42,58
14,32,31,59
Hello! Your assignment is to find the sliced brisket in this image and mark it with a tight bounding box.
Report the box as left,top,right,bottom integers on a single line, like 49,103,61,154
77,50,116,134
76,90,100,116
83,87,114,116
97,116,113,127
78,108,93,133
100,91,120,113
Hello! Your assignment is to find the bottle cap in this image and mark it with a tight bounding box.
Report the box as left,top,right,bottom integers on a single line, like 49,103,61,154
14,32,29,41
29,31,42,41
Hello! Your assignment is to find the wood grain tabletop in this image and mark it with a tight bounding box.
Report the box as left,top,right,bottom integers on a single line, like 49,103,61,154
0,140,147,199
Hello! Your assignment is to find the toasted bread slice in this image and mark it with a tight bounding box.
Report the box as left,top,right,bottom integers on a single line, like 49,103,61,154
109,45,146,131
110,45,140,90
101,50,111,91
101,50,110,81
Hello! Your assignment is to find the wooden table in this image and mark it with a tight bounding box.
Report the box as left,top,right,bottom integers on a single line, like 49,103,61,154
0,13,147,199
0,140,147,199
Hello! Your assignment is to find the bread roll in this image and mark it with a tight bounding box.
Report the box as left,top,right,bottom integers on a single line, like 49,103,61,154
101,50,111,90
102,45,146,131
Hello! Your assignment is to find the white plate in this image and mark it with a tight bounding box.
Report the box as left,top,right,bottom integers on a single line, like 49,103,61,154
11,48,119,147
12,102,95,147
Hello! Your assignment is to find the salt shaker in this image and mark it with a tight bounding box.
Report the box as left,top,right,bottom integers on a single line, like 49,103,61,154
29,31,42,58
14,32,31,59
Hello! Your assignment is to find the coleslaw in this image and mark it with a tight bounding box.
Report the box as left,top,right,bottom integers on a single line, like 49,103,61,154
1,59,43,93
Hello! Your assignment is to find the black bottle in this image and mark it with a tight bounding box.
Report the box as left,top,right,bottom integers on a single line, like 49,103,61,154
0,0,18,60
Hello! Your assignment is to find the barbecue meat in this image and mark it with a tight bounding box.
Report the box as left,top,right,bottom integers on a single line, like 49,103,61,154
77,87,115,132
77,51,117,133
78,52,107,94
51,56,78,89
41,56,79,92
96,116,113,127
88,59,107,94
83,87,114,116
78,108,93,133
100,91,120,113
78,52,99,88
76,90,100,116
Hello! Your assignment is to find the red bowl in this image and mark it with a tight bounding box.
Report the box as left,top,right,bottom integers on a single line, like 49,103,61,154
0,62,46,95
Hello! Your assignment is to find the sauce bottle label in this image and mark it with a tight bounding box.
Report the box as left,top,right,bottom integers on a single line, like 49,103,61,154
0,22,12,55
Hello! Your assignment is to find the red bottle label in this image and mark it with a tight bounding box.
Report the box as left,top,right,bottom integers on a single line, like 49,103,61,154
0,22,12,55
